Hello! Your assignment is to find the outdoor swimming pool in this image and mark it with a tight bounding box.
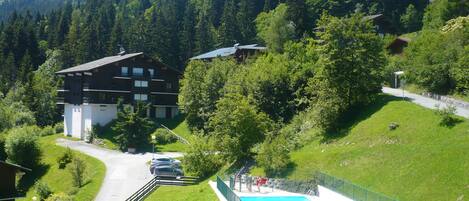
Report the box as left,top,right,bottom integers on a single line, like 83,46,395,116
240,196,310,201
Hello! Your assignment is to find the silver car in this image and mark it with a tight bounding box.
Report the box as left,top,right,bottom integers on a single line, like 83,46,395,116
151,157,181,167
151,165,184,176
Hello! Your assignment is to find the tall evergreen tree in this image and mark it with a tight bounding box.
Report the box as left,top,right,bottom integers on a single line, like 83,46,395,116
218,0,238,46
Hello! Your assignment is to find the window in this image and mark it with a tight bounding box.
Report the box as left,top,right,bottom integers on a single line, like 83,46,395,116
134,94,148,101
121,67,128,76
134,80,148,87
148,69,155,78
132,67,144,76
166,83,172,90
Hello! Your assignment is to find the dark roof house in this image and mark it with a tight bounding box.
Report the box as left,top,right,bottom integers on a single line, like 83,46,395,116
386,37,411,55
56,52,182,140
191,44,266,61
0,161,31,201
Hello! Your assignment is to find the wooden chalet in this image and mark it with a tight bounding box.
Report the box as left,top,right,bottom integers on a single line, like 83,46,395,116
0,161,31,201
56,52,181,139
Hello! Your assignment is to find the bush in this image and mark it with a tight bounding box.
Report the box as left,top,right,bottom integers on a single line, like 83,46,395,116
5,126,42,168
183,137,221,178
35,181,52,201
40,126,55,136
54,123,64,134
256,135,291,177
152,128,178,145
435,104,458,126
45,193,73,201
57,147,74,169
68,157,87,188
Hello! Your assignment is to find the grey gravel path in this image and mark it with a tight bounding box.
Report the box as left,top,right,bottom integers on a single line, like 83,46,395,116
382,87,469,119
56,138,183,201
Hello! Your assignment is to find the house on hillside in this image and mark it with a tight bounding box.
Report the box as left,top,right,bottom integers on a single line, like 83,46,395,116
191,43,266,61
363,14,397,35
0,161,31,201
56,52,182,139
386,36,411,55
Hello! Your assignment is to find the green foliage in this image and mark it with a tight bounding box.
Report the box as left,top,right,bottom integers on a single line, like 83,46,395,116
0,85,36,132
423,0,469,29
54,122,64,134
112,101,154,151
256,4,296,53
179,59,238,130
152,128,178,145
35,181,53,201
434,104,458,126
57,147,74,169
403,24,468,94
256,134,291,177
310,13,385,132
208,93,273,161
400,4,422,32
40,126,56,136
68,157,87,188
31,50,63,126
5,126,42,168
182,137,221,178
44,193,73,201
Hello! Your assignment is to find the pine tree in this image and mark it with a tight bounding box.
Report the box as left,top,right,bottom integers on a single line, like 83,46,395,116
218,0,238,46
180,2,196,62
195,12,214,54
237,0,256,44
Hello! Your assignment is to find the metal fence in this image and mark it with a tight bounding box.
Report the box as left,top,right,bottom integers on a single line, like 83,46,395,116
316,172,398,201
217,176,241,201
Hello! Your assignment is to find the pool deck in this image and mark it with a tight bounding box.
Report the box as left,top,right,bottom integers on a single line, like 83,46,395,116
209,180,319,201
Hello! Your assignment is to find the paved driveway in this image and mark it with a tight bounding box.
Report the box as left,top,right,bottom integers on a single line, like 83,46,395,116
382,87,469,119
56,138,183,201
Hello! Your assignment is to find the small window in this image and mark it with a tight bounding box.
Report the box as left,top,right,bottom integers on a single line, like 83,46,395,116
166,83,172,90
148,69,155,78
134,94,148,101
133,67,144,76
134,80,148,87
121,67,128,76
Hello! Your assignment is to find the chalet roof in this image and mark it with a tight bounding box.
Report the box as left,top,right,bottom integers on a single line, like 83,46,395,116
191,44,266,60
386,36,411,48
0,160,32,172
57,53,144,74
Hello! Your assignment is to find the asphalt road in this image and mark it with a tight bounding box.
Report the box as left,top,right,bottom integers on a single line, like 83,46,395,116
382,87,469,119
56,138,183,201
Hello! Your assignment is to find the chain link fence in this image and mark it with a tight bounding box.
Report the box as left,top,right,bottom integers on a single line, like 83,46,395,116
316,172,398,201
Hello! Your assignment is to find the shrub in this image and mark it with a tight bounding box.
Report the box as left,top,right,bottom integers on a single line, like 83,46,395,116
57,147,74,169
68,157,87,188
54,123,64,134
5,126,42,168
152,128,178,145
40,126,55,136
45,193,73,201
113,102,154,151
35,181,52,201
256,134,291,177
183,137,221,178
435,104,458,126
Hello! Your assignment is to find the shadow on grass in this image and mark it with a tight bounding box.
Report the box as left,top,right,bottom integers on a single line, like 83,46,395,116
321,94,404,144
439,117,464,128
17,163,50,194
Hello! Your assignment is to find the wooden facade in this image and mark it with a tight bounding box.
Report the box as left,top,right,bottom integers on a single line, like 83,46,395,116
57,53,181,118
0,161,31,201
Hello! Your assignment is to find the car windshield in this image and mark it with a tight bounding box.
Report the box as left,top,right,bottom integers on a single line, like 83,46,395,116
156,158,170,161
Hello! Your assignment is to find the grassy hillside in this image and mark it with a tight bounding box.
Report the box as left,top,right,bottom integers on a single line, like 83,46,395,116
252,95,469,201
18,135,105,200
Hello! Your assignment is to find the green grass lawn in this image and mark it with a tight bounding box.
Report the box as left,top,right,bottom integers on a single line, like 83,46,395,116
252,95,469,201
18,135,106,201
144,178,218,201
97,115,193,152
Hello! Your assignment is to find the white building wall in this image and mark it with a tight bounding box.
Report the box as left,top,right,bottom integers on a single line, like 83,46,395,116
63,104,118,140
318,185,354,201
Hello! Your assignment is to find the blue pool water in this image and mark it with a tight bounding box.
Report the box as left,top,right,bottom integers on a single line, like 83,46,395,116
240,196,310,201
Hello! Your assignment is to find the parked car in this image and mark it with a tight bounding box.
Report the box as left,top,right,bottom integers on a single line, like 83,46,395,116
150,165,184,177
151,157,181,167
